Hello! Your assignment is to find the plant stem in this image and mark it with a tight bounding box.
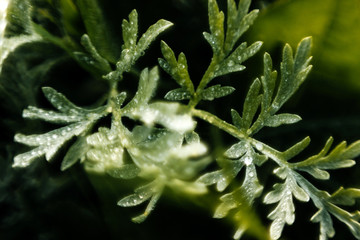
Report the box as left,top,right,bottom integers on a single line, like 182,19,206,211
189,55,223,108
192,108,294,169
191,108,247,140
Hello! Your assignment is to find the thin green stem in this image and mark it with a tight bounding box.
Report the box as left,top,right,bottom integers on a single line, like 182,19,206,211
189,55,223,108
191,108,247,140
192,108,293,169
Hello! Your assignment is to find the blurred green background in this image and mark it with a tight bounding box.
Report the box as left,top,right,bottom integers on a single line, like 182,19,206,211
1,0,360,239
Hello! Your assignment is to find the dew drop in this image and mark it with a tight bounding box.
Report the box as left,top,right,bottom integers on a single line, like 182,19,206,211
227,60,234,67
244,156,252,166
108,134,116,141
255,142,263,151
249,172,254,178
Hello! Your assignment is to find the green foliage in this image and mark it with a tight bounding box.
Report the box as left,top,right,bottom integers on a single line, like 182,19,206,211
246,0,360,96
13,87,108,167
3,0,360,240
104,10,173,81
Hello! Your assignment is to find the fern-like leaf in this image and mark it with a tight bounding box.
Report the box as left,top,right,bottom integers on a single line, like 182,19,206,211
14,87,107,168
244,37,312,136
264,168,309,239
73,34,112,77
117,179,164,223
159,41,195,95
105,10,173,81
294,137,360,180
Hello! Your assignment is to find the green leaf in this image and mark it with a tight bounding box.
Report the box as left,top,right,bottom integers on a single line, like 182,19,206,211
200,84,235,101
13,87,107,168
114,92,127,108
184,131,200,144
42,87,87,114
164,88,191,101
105,13,172,81
294,138,360,180
330,187,360,206
207,0,225,55
76,0,120,62
264,172,309,240
282,137,311,161
246,0,360,95
231,109,243,130
0,41,66,137
5,0,32,37
264,113,301,127
135,19,173,59
213,41,262,78
197,158,244,191
227,41,263,66
117,179,164,223
302,180,360,240
224,0,259,54
122,9,138,51
117,180,161,207
124,67,159,109
22,106,84,124
61,136,89,171
58,0,82,38
159,41,194,94
261,53,277,111
311,209,335,240
14,121,92,167
242,78,262,130
203,32,218,55
73,34,112,76
224,141,247,159
31,23,67,50
107,164,141,179
213,61,246,78
214,163,263,218
272,37,312,112
328,206,360,239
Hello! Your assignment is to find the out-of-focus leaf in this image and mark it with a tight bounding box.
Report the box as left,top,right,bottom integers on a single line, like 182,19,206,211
0,42,65,136
76,0,120,63
246,0,360,94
